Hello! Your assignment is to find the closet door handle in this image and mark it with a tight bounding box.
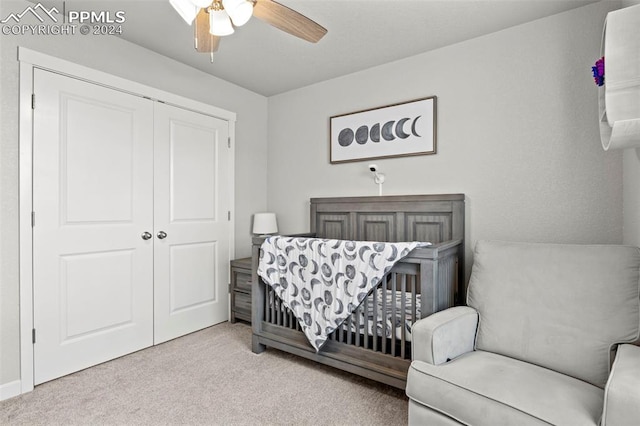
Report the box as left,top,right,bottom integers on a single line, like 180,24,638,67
157,231,167,240
141,232,152,240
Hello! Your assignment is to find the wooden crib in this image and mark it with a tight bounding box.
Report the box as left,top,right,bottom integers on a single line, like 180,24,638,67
251,194,465,388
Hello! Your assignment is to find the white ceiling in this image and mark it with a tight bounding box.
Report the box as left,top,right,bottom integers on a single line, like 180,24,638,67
44,0,600,96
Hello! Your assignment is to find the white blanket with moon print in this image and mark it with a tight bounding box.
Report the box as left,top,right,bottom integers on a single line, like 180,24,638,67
257,236,429,351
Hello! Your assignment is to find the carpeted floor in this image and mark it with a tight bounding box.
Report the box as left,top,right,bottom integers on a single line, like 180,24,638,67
1,322,408,425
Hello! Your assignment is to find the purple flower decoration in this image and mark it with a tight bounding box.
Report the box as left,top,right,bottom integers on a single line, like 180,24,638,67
592,57,605,86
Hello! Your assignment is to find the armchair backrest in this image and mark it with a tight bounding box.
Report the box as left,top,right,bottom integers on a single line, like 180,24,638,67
467,240,640,388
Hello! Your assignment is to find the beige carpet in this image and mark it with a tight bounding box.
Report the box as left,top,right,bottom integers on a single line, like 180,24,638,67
1,322,408,425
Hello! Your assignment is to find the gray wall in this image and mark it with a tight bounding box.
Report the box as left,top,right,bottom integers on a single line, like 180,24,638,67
624,150,640,246
0,0,268,387
267,1,622,279
622,0,640,246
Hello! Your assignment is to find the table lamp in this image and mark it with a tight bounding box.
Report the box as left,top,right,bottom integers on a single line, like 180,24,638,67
253,212,278,236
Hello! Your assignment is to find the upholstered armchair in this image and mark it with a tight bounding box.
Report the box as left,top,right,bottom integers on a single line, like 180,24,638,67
406,240,640,425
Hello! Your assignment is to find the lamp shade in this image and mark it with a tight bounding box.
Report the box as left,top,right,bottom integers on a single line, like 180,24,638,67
222,0,253,26
209,8,234,36
253,212,278,235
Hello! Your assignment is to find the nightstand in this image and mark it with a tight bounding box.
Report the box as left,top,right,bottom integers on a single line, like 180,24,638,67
230,257,252,323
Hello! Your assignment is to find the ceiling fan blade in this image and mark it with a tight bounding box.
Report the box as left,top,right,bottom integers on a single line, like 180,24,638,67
194,8,221,53
253,0,327,43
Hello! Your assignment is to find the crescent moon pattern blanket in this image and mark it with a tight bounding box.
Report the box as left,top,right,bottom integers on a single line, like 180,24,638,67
257,236,429,351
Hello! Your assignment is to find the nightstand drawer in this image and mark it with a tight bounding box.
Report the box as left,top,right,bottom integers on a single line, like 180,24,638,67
234,270,252,292
230,257,252,324
233,291,251,319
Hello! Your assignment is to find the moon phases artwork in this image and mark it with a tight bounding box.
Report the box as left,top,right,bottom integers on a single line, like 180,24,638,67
329,96,437,163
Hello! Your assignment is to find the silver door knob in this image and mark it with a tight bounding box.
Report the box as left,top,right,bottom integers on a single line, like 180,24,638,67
141,232,152,240
157,231,167,239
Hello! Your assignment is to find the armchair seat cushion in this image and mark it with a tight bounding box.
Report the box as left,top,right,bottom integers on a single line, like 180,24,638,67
406,350,604,426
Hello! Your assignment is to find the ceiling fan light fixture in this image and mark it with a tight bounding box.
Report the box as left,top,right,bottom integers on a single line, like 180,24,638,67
209,6,235,36
169,0,199,25
222,0,253,27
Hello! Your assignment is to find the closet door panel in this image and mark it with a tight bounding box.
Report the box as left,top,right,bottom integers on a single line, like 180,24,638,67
169,122,217,221
153,103,231,344
32,69,154,384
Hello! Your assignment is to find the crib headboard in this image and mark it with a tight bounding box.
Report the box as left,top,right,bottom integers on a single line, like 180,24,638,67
310,194,464,244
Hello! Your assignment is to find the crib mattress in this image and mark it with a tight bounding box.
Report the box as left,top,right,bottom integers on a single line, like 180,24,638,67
345,288,421,341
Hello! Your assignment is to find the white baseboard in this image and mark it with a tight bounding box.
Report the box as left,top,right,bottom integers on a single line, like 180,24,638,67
0,380,22,401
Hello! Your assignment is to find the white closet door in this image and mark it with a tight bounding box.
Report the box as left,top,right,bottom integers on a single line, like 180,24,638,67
153,102,231,344
32,69,154,384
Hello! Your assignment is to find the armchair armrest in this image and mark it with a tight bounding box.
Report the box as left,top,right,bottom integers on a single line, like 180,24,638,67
602,344,640,425
412,306,478,365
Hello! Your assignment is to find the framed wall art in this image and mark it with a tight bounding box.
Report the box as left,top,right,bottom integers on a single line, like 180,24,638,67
329,96,437,164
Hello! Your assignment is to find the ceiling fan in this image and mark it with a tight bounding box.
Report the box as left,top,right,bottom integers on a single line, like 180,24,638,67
169,0,327,57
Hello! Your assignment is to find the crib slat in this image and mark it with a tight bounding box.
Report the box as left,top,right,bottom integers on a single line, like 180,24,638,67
288,307,293,329
382,282,387,354
265,285,269,323
373,288,378,352
272,290,276,324
355,304,361,347
401,274,407,359
282,302,288,327
391,274,397,357
268,287,273,323
285,307,289,328
364,297,369,350
411,275,417,323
